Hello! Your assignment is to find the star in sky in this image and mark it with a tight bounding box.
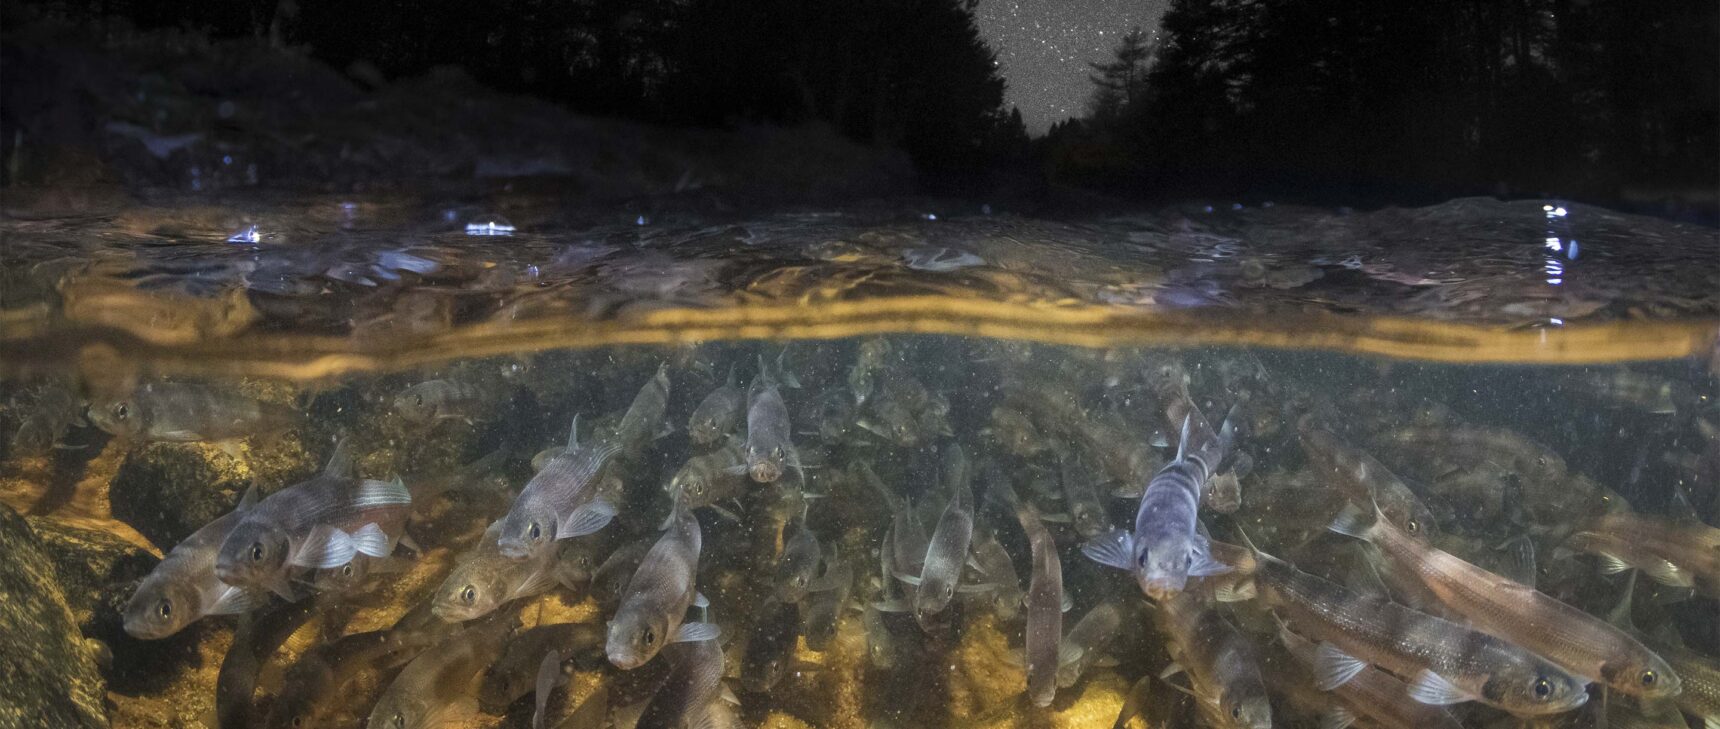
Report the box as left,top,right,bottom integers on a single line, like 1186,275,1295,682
976,0,1168,135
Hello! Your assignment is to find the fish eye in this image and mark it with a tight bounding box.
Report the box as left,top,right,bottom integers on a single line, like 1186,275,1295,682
113,403,129,420
413,394,423,406
391,712,405,729
249,542,265,562
1138,549,1151,568
1534,677,1552,697
794,575,807,588
1407,519,1421,534
341,564,355,577
772,447,784,459
528,522,541,540
1231,706,1242,719
1640,670,1656,686
291,717,303,729
460,585,477,604
643,628,656,646
156,599,172,618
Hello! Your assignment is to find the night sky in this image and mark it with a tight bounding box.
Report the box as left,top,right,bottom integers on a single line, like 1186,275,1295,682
977,0,1168,135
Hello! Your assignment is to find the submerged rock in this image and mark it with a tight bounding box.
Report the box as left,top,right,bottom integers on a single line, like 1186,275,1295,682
0,504,110,729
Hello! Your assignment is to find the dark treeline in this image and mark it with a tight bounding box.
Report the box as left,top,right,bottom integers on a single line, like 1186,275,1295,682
1046,0,1718,210
22,0,1024,179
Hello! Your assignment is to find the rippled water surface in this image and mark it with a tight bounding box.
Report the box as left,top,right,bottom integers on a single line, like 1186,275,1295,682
1,193,1717,729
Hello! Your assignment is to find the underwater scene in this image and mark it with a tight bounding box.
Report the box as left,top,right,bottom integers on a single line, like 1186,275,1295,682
1,193,1718,729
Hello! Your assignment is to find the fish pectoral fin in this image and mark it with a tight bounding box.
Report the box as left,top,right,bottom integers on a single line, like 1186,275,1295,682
1038,512,1073,524
1080,530,1135,572
891,569,923,587
1157,662,1186,680
1057,643,1085,668
348,523,393,558
954,582,996,595
558,499,617,539
511,566,559,602
533,649,564,729
693,592,711,609
1327,504,1375,541
1060,590,1074,614
1313,642,1368,691
1213,579,1257,603
1642,559,1692,587
1597,553,1632,575
723,463,750,476
293,525,358,569
1703,715,1719,729
1408,670,1476,705
1319,707,1358,729
1492,535,1538,587
1187,545,1233,578
674,621,720,643
209,585,269,615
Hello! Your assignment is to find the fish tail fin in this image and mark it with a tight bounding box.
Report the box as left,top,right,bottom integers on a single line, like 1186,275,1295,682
1216,402,1243,458
724,363,737,388
533,649,564,729
566,413,581,451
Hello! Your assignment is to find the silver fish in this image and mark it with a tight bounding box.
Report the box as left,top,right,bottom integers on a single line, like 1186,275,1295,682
802,555,855,651
606,502,714,670
1057,602,1124,688
742,354,799,484
613,362,670,457
263,604,448,729
124,486,270,639
497,415,621,560
89,382,294,442
774,514,824,604
393,379,487,425
740,597,802,693
1000,467,1064,708
214,441,411,599
899,445,975,631
366,612,516,729
433,519,561,622
687,366,743,446
1156,587,1272,729
1058,453,1111,539
1084,414,1232,600
635,634,725,729
666,437,748,511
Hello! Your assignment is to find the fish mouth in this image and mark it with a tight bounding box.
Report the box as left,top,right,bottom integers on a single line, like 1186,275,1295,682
606,649,645,671
750,462,781,483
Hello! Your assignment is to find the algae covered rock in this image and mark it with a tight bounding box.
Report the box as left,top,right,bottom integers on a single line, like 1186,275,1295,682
0,504,109,729
26,516,156,635
108,443,255,549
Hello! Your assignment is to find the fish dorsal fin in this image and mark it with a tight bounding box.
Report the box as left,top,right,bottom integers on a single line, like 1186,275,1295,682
566,413,581,451
1175,413,1191,463
1605,571,1640,632
323,437,356,478
724,363,737,388
1668,481,1703,525
236,483,260,512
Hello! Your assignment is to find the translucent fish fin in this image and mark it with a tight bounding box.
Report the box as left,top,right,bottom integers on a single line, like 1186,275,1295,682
1058,643,1085,668
1081,530,1135,572
566,413,581,451
322,437,356,478
1314,642,1367,690
532,649,563,729
1188,539,1233,578
707,503,742,524
674,621,720,643
693,592,710,609
1408,670,1476,705
306,527,360,569
1598,553,1632,576
348,523,392,558
209,585,269,615
235,484,260,512
1703,714,1718,729
354,477,412,508
1326,503,1375,541
1319,707,1357,729
511,565,560,602
1175,413,1191,463
1061,589,1075,613
1493,535,1537,587
558,499,616,539
955,582,997,595
1669,479,1703,524
1213,579,1256,603
891,570,922,587
1038,512,1074,524
1110,482,1145,499
266,572,301,601
1643,559,1691,588
1158,662,1186,680
723,463,750,476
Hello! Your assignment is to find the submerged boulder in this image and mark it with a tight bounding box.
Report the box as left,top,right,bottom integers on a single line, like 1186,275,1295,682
0,504,109,728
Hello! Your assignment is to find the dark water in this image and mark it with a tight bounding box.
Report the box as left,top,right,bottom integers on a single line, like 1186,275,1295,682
0,194,1716,729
